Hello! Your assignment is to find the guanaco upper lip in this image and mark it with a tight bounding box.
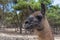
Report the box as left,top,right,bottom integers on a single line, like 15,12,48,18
25,24,33,29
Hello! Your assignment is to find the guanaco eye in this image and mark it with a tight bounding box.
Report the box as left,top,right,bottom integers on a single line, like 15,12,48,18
36,16,42,21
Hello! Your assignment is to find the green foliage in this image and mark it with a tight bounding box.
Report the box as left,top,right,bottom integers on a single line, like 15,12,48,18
13,0,60,27
4,12,14,24
29,2,40,10
47,5,60,26
1,0,59,28
0,0,8,4
13,0,51,10
13,0,29,10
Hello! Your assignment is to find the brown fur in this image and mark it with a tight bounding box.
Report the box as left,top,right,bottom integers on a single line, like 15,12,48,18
24,3,54,40
29,11,54,40
34,17,54,40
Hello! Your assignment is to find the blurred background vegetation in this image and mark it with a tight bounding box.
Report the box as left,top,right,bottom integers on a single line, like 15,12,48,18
0,0,60,34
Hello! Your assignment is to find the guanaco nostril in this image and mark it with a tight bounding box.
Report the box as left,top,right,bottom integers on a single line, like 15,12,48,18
25,21,29,24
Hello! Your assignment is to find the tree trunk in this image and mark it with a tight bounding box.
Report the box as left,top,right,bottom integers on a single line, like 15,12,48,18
15,11,22,34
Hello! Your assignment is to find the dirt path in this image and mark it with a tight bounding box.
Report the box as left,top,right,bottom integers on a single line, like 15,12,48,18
0,28,60,40
0,32,59,40
55,37,60,40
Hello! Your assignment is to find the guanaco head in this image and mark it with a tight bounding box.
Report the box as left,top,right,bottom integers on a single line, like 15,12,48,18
24,3,46,31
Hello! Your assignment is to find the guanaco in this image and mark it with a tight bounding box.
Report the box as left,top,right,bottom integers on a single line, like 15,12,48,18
24,3,54,40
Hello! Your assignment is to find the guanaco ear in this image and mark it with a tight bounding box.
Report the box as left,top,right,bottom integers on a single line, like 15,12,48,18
41,3,46,15
28,6,34,13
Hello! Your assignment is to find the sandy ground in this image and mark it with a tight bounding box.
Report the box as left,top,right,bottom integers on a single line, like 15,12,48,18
0,28,60,40
54,35,60,40
0,33,59,40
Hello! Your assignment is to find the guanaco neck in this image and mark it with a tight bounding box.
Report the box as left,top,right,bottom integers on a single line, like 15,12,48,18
35,17,54,40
